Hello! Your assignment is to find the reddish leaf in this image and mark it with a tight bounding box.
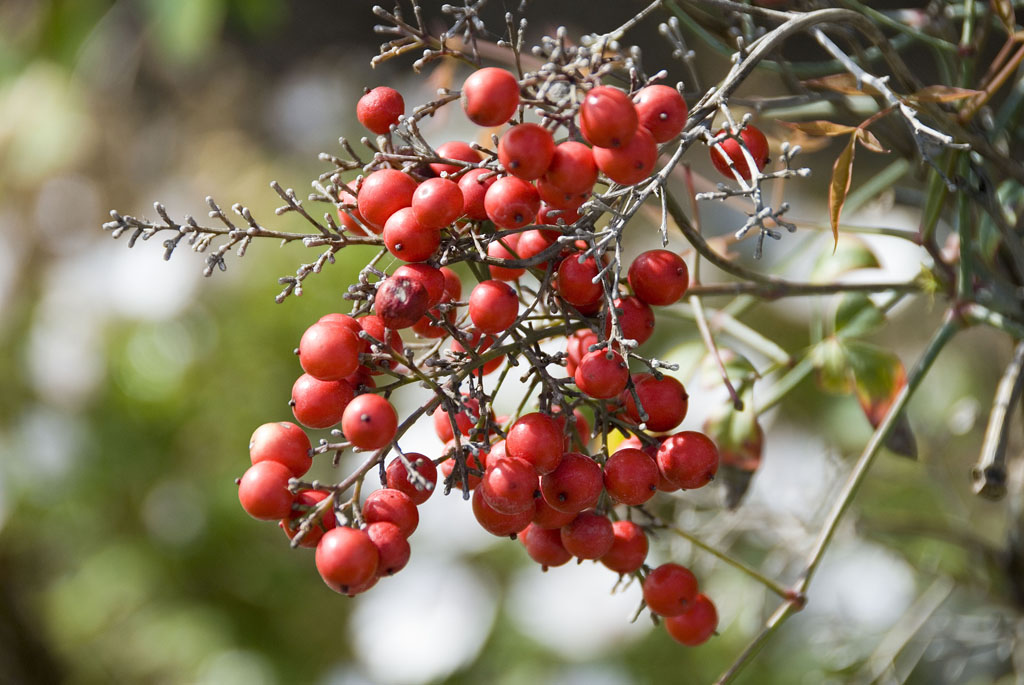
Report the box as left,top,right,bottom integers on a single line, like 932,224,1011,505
849,343,917,459
855,128,889,154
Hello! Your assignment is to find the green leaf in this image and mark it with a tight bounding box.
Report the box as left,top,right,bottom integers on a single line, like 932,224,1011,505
812,337,852,394
846,342,917,458
703,400,763,509
829,134,857,250
811,234,880,283
835,292,885,338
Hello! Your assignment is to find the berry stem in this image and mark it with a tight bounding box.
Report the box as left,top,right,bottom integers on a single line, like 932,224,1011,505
667,525,789,599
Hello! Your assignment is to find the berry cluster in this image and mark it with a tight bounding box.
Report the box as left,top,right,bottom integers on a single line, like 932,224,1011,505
234,62,745,646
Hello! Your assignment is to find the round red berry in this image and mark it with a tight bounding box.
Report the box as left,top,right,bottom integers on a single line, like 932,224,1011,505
249,421,312,478
298,319,361,382
366,521,411,576
540,451,603,513
450,328,504,376
643,562,699,616
432,397,483,442
363,488,419,537
634,85,688,143
566,329,599,376
593,126,658,186
520,523,572,568
412,177,465,229
624,373,689,431
472,486,533,537
440,447,485,491
461,67,520,126
482,456,539,515
556,254,603,307
358,169,418,230
709,125,770,180
487,234,526,281
281,489,336,548
315,527,379,593
383,206,441,263
341,394,398,450
430,140,482,177
386,453,437,505
657,431,719,489
506,412,565,475
469,280,519,334
604,296,655,346
357,86,405,135
393,264,445,307
531,493,577,529
603,447,659,505
628,250,689,305
560,510,614,559
580,86,638,149
498,123,555,180
600,520,649,574
665,594,718,646
574,349,629,399
291,374,355,429
458,168,496,221
337,190,369,235
238,461,295,520
544,141,598,194
485,176,540,229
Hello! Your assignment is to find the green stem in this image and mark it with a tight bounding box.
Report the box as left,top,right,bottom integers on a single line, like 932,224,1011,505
956,155,973,298
665,304,791,365
669,526,789,598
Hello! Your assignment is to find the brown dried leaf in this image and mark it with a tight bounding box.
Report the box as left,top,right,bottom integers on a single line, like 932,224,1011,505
802,73,882,96
855,128,889,154
828,134,857,249
779,119,857,137
909,85,982,103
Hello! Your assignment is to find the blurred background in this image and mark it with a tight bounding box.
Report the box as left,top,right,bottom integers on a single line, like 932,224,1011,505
0,1,1021,683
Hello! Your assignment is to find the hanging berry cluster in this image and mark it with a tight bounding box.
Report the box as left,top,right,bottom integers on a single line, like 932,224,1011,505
232,57,743,646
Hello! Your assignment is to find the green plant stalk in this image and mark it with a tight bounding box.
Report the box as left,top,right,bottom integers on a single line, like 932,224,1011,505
956,155,974,298
665,304,791,365
718,312,960,685
669,526,789,598
840,0,957,52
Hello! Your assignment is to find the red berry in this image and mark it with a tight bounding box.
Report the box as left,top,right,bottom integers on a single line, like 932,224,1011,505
238,461,294,520
506,412,564,475
440,445,486,491
517,228,559,270
291,374,355,429
536,176,589,212
374,274,430,330
560,510,614,559
357,315,404,376
457,168,496,220
472,486,533,536
643,562,699,616
358,169,418,230
487,234,526,281
315,527,379,593
580,86,638,149
366,521,411,576
556,254,603,307
461,67,520,126
383,207,441,263
593,126,658,186
281,489,336,548
574,349,629,399
665,594,718,646
412,266,462,338
393,264,445,307
520,523,573,567
600,520,648,574
498,123,555,180
299,320,361,381
386,453,438,505
430,140,482,177
531,493,577,529
337,189,369,235
432,397,483,442
249,421,312,477
341,394,399,450
634,85,688,143
318,312,363,343
551,406,590,451
566,329,599,376
485,176,540,229
624,374,689,431
357,86,404,135
603,296,655,346
544,141,598,194
709,125,770,180
412,177,465,229
469,280,519,334
540,451,603,513
628,250,689,305
603,447,659,505
482,456,539,515
657,431,719,489
537,203,581,226
363,488,419,537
